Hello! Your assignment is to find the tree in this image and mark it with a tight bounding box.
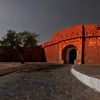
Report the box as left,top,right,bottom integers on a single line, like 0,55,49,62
0,30,39,48
19,31,38,48
18,31,39,63
0,30,17,48
0,30,39,63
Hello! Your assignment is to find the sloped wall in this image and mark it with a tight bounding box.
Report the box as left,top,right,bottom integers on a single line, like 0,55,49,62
43,24,100,64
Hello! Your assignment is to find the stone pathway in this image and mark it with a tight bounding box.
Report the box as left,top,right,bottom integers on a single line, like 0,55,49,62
0,64,99,100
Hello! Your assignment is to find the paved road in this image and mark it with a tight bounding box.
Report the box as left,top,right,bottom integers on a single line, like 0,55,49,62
0,64,99,100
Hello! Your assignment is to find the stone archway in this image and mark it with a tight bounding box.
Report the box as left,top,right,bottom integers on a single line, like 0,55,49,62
69,48,77,64
62,45,77,64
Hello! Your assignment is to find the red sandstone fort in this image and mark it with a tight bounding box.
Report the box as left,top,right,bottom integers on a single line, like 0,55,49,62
0,24,100,64
42,24,100,64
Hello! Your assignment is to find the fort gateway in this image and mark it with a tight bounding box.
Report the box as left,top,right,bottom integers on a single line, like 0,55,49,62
42,24,100,64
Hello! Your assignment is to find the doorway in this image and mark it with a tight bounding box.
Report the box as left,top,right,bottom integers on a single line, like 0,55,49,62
69,48,76,64
62,45,77,64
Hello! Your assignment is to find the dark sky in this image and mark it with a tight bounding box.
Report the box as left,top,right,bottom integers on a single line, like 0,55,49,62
0,0,100,44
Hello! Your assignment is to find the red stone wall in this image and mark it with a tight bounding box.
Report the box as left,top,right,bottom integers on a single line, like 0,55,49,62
0,48,19,62
24,47,45,62
59,38,82,64
44,44,59,63
43,24,100,64
42,25,83,64
84,38,97,64
0,46,45,62
83,25,100,64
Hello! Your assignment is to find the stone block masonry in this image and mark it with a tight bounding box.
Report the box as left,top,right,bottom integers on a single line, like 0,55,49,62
42,24,100,64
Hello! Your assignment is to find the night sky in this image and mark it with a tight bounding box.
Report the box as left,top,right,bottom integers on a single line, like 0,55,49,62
0,0,100,44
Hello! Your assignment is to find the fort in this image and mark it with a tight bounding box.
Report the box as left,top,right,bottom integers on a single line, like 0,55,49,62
42,24,100,64
0,24,100,64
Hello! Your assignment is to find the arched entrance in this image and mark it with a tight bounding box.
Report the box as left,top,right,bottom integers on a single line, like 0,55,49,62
62,45,77,64
69,48,77,64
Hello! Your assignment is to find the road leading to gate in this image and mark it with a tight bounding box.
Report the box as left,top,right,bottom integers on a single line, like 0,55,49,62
0,64,99,100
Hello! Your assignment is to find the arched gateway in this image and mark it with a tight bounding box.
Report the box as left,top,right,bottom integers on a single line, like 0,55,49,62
42,24,100,64
62,45,77,64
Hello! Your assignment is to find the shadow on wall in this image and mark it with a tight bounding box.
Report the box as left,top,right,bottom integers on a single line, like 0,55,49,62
0,46,46,62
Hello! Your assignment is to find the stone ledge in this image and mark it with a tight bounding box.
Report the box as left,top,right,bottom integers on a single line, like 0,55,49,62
71,66,100,92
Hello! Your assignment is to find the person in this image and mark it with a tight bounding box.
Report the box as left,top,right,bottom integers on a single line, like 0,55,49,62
20,55,24,64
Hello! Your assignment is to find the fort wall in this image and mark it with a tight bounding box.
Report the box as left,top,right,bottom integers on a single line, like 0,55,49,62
42,24,100,64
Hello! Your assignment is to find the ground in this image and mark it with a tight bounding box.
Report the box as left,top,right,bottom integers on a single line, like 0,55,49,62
0,64,99,100
73,64,100,79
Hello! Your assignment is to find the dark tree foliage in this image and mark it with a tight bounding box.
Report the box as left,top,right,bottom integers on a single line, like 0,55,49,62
0,30,39,63
0,30,39,48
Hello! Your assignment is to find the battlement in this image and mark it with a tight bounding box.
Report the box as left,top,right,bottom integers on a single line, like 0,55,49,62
42,24,100,48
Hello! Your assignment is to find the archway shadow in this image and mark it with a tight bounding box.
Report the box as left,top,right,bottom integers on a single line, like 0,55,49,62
62,45,77,64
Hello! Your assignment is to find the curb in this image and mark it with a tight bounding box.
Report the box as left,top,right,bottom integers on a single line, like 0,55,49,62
71,67,100,92
0,64,26,76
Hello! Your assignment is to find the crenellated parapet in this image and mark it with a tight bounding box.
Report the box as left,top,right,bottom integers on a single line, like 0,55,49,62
42,24,100,48
42,24,100,64
42,25,82,47
84,24,100,37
